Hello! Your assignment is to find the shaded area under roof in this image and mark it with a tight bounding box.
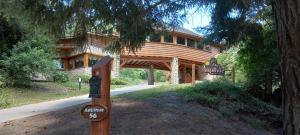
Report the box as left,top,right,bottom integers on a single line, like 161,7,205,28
172,27,201,37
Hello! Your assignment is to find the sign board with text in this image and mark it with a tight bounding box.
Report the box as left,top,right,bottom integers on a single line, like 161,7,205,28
81,104,108,121
202,58,225,75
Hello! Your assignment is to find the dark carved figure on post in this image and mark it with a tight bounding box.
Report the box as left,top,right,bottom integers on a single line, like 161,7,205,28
89,76,102,98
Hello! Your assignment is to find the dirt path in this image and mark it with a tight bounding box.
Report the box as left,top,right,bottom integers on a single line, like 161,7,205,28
0,92,279,135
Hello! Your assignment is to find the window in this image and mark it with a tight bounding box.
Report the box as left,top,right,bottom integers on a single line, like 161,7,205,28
177,37,185,45
149,33,161,42
196,42,204,49
164,34,173,43
187,39,195,47
74,57,84,68
88,56,98,67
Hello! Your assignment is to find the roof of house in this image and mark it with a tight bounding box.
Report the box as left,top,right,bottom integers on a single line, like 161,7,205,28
173,27,201,37
60,26,202,40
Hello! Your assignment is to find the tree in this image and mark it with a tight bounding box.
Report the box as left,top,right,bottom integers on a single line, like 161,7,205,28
0,14,23,58
195,0,280,101
192,0,299,134
217,46,247,84
2,36,56,87
272,0,300,134
237,24,279,101
0,0,187,53
2,0,299,134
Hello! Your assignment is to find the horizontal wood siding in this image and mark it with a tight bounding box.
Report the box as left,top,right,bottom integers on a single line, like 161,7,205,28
123,42,217,63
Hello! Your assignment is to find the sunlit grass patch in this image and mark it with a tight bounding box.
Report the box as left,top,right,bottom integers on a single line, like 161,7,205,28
114,84,188,101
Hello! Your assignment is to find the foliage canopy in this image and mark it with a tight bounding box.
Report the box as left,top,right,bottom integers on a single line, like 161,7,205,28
0,0,188,53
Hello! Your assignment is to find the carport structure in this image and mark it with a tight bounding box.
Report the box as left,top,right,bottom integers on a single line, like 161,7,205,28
57,27,220,84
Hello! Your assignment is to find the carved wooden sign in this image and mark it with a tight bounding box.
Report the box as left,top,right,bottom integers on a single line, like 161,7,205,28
202,58,225,75
81,104,108,121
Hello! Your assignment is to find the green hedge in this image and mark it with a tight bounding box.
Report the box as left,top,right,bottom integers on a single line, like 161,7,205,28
111,78,129,85
53,71,69,83
178,78,280,116
181,78,241,107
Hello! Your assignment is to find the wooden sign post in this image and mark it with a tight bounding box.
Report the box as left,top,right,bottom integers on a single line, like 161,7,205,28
81,56,113,135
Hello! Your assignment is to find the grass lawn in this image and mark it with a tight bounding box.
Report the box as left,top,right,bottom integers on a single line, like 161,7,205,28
114,84,188,101
113,82,280,131
0,81,127,109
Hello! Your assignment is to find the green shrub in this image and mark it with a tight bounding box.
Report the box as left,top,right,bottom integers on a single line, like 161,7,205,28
111,78,128,85
72,74,91,83
53,71,69,83
178,78,280,115
2,37,56,87
154,70,167,82
180,78,242,107
120,68,147,80
0,89,10,108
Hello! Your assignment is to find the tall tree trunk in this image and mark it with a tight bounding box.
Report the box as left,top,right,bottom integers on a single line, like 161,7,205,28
272,0,300,135
265,73,272,102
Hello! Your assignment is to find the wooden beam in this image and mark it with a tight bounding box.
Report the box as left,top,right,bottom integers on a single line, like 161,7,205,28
160,35,164,43
120,60,126,68
83,53,89,68
198,65,202,80
123,65,169,71
173,34,177,44
182,65,186,83
163,62,171,70
63,59,69,70
192,64,196,84
121,57,171,62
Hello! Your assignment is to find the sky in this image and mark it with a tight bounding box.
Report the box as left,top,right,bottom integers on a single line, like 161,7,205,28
183,8,212,36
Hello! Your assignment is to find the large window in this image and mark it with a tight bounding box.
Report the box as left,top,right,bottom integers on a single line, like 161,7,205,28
187,38,195,47
88,56,98,67
196,42,204,49
74,57,84,68
164,34,173,43
149,33,161,42
177,37,185,45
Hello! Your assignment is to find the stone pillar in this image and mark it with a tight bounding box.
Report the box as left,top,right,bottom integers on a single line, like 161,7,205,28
111,54,120,79
171,57,179,84
148,65,154,85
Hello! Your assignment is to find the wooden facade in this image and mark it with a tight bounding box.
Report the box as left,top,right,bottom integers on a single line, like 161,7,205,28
57,28,220,84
